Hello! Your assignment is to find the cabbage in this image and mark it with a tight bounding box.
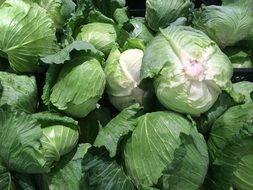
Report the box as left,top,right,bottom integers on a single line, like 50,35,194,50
104,46,151,110
223,47,253,68
33,112,79,167
141,25,241,116
34,0,76,29
127,17,154,44
0,0,58,73
233,81,253,104
124,111,209,189
208,102,253,190
42,41,106,118
193,0,253,47
145,0,194,31
76,23,118,56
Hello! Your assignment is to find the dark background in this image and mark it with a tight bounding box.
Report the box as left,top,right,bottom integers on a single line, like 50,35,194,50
126,0,222,9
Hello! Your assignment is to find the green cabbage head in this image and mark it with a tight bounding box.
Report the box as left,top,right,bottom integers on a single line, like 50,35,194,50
193,0,253,47
145,0,194,31
41,41,106,118
77,23,118,56
50,57,106,118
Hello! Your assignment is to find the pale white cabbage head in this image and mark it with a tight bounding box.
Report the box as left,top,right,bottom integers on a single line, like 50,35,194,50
105,46,150,110
141,25,242,116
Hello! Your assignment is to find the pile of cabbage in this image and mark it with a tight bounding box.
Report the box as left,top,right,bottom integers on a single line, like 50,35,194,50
0,0,253,189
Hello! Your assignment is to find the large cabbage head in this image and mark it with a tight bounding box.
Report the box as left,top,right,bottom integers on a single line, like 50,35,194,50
0,0,58,73
141,25,240,116
104,45,151,110
76,23,118,56
193,0,253,47
124,111,209,189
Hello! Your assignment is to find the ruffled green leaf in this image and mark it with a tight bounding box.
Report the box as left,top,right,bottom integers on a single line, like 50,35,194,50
0,71,37,113
125,17,154,45
41,41,104,64
40,144,91,190
34,0,76,29
41,65,61,107
0,164,15,190
223,47,253,68
208,102,253,190
159,128,209,190
124,111,209,189
32,111,78,128
65,0,94,41
92,0,125,18
78,106,111,144
83,151,135,190
94,104,143,157
87,9,115,24
0,109,48,173
194,92,236,134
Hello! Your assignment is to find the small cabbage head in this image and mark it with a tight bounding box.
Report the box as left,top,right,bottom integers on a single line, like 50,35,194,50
49,57,106,118
35,0,76,29
41,41,106,118
104,46,150,110
41,125,79,166
33,112,79,168
76,23,118,56
223,47,253,68
141,25,241,116
233,81,253,104
124,111,209,189
145,0,194,31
